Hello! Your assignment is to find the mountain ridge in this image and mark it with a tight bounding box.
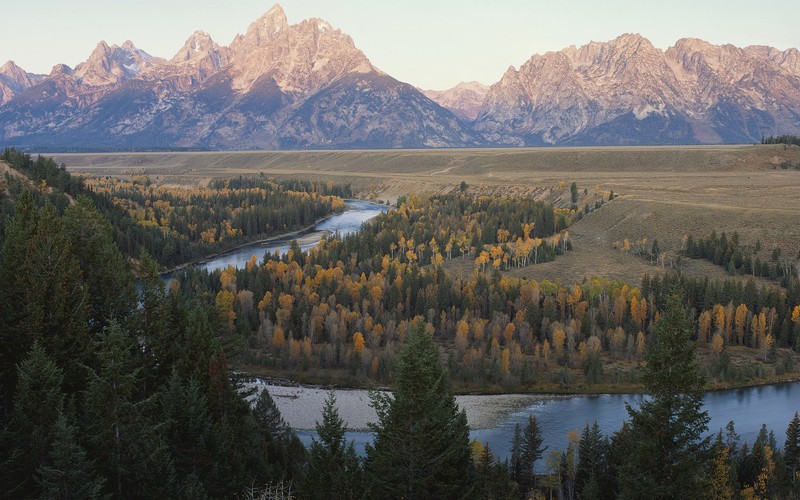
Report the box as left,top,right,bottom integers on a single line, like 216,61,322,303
1,6,798,150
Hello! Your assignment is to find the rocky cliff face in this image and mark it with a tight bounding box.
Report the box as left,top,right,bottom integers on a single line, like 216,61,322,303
422,81,489,122
0,4,475,150
1,7,799,149
0,61,43,105
473,34,800,145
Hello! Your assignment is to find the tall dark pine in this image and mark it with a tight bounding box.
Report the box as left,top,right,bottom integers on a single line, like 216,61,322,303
576,422,610,500
35,413,105,500
63,195,136,334
252,388,307,484
619,293,711,499
365,318,475,498
0,343,65,499
0,190,38,419
511,414,547,496
302,391,362,499
0,201,89,393
786,412,800,494
82,321,171,498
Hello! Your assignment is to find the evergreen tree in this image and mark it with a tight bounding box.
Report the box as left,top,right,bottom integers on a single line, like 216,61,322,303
253,388,289,441
159,370,217,497
0,190,38,418
515,414,547,496
618,293,711,499
786,412,800,493
252,388,306,485
576,422,610,500
302,391,362,499
474,443,517,499
36,413,105,499
364,317,476,498
1,343,65,499
63,195,136,334
82,321,172,498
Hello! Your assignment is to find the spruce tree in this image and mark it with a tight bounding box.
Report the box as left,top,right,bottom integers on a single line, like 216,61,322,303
82,321,172,498
63,195,136,334
786,412,800,492
35,413,105,499
252,388,306,485
516,414,547,496
302,391,362,499
364,317,475,498
159,370,217,496
0,190,38,418
618,293,711,499
575,422,610,500
1,343,65,499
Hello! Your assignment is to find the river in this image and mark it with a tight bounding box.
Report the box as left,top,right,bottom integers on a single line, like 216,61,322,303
191,201,798,468
177,199,388,275
273,381,800,471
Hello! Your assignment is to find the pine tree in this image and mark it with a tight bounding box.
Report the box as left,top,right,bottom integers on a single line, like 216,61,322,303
252,388,306,485
0,190,38,418
4,202,90,393
576,422,610,500
302,391,362,499
63,195,136,334
618,293,711,499
474,443,517,499
786,412,800,493
35,413,105,499
516,414,547,496
159,370,217,496
0,343,65,499
364,317,476,498
82,321,171,498
253,388,289,441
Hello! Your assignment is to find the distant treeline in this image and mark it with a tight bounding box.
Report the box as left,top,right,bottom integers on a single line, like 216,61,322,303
1,148,350,269
762,135,800,146
684,230,798,284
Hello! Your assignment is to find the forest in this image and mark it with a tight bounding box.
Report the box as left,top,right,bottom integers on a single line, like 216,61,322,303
2,152,800,498
170,192,800,391
1,148,349,269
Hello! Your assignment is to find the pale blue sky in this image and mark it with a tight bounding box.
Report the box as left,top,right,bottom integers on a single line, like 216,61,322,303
2,1,798,89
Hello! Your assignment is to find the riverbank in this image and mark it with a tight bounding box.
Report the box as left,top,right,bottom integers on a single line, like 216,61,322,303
246,379,566,431
158,206,351,275
247,374,800,442
238,362,800,398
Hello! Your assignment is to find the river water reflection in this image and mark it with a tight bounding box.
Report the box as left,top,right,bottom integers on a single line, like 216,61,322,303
295,382,800,470
181,200,388,274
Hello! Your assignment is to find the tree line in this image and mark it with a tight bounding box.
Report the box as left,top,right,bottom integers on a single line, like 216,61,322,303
1,148,349,268
683,230,798,283
762,135,800,147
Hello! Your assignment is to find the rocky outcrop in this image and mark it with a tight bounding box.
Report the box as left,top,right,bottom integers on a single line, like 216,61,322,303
0,61,43,105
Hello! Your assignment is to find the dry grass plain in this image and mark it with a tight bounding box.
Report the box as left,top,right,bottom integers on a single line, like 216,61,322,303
55,144,800,287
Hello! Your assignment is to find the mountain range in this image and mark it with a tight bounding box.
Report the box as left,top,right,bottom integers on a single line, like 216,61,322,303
1,4,798,150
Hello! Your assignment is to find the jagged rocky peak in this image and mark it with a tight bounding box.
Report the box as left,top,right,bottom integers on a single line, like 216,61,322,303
0,61,41,104
1,61,28,81
228,3,374,94
422,81,489,122
48,63,74,77
243,3,289,45
170,31,227,65
73,40,163,86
